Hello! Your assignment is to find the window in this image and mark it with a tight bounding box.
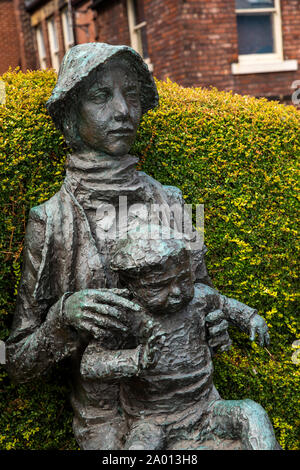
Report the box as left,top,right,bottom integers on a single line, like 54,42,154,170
127,0,153,71
61,6,75,52
47,16,60,72
36,25,47,70
236,0,281,57
232,0,298,74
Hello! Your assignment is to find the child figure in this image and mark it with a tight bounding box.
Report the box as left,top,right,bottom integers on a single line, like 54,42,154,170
80,226,280,450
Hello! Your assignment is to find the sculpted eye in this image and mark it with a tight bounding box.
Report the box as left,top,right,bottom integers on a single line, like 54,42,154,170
150,281,169,290
125,88,139,99
97,92,109,99
90,89,111,102
140,282,164,291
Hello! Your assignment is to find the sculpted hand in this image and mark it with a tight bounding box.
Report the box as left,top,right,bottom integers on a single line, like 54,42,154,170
138,326,165,371
205,309,232,354
63,288,142,338
249,314,270,347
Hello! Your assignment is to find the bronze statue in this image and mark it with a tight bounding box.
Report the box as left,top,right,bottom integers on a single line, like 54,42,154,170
6,43,280,450
80,225,277,450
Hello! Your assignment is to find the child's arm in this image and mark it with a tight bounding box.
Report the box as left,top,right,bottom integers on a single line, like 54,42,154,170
80,341,142,380
220,295,270,347
195,284,269,349
80,330,163,380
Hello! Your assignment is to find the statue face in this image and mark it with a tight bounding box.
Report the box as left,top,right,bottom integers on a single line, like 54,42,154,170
132,256,195,314
77,59,142,156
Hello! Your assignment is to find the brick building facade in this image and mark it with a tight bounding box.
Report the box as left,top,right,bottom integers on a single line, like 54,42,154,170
0,0,21,72
1,0,299,104
0,0,37,73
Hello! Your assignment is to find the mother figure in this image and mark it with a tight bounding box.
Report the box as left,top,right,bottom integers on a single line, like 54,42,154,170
7,43,242,450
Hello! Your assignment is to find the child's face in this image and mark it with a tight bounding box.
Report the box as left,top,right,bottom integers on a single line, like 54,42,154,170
77,58,142,156
131,255,195,314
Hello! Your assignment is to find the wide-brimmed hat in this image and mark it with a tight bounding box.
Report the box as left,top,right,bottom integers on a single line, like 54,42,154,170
46,42,159,131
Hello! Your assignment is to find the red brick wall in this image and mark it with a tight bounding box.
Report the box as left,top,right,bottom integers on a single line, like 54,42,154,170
94,0,130,44
0,0,21,74
9,0,300,104
143,0,183,83
93,0,183,82
92,0,299,103
178,0,237,90
13,0,37,71
173,0,299,102
74,0,97,44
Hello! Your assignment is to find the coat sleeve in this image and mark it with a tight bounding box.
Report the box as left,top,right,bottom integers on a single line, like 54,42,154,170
6,205,79,384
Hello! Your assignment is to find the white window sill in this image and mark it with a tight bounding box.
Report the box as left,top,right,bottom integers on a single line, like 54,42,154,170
232,60,298,75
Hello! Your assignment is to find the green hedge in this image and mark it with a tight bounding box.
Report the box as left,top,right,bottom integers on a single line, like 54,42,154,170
0,69,299,450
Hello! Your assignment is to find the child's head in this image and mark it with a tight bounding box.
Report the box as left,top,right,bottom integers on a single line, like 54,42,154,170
111,225,195,314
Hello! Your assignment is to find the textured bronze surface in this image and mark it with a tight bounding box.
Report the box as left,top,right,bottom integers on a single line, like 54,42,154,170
7,43,280,450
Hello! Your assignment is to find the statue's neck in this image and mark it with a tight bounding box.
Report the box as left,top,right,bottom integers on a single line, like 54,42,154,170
65,151,139,190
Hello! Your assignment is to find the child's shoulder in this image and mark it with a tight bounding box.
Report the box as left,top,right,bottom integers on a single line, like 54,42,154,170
193,283,219,303
186,284,221,316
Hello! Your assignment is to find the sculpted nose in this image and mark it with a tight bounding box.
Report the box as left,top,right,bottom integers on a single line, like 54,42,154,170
170,285,181,298
113,92,129,121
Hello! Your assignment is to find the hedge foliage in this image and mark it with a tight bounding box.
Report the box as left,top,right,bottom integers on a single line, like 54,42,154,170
0,69,299,450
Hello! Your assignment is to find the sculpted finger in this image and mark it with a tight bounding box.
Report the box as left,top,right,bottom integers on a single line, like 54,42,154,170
259,328,269,347
77,320,103,338
219,342,232,352
83,302,129,324
206,309,224,325
258,327,266,346
93,291,142,312
249,325,256,342
208,320,228,337
209,333,232,351
109,288,131,299
82,312,128,333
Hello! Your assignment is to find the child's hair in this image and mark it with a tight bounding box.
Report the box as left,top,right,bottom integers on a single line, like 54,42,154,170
110,224,191,280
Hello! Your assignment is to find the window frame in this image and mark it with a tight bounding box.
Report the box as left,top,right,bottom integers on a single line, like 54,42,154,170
232,0,298,74
126,0,153,71
235,0,283,63
47,16,60,72
35,25,47,70
61,6,75,52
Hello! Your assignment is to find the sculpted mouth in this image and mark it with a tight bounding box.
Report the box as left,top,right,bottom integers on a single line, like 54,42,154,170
109,128,134,135
167,298,183,309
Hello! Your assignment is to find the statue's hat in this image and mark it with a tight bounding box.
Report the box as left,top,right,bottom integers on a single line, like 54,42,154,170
46,42,158,131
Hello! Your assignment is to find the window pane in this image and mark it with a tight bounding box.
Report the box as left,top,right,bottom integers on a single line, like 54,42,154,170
237,14,274,54
236,0,274,9
47,17,60,71
62,8,74,49
36,26,47,69
132,0,149,57
48,18,59,52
